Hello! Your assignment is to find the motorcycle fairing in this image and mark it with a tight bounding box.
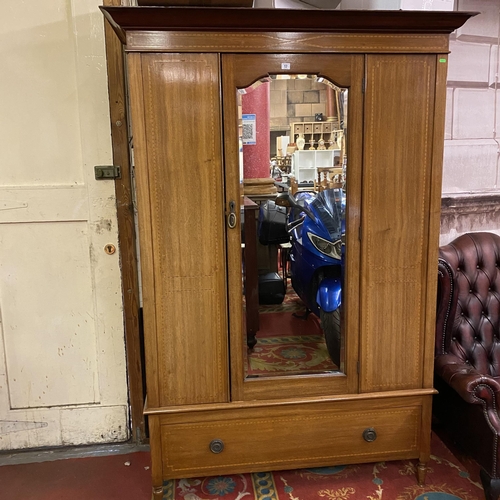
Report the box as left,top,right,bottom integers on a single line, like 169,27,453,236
310,188,344,241
316,278,341,313
287,188,344,316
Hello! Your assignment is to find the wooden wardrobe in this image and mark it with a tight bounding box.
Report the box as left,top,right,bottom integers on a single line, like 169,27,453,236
101,7,473,499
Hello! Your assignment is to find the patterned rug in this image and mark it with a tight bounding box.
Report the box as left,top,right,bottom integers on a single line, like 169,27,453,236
247,312,337,377
162,433,483,500
258,281,304,315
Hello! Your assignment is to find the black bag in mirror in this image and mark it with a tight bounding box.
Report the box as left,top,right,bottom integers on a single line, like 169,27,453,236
258,200,289,245
258,272,285,305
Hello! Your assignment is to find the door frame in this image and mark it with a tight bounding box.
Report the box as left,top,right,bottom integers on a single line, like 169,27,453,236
103,0,146,444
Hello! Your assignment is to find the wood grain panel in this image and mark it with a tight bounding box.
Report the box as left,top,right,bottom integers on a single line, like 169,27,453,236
144,388,437,415
140,53,229,406
159,402,421,478
422,55,449,389
360,55,436,393
127,53,161,408
127,31,450,55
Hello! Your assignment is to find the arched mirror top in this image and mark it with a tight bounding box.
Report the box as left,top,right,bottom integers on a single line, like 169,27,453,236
239,74,344,94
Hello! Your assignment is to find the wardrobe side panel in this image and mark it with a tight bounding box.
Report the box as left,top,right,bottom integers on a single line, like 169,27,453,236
139,53,229,406
127,53,160,407
360,55,436,393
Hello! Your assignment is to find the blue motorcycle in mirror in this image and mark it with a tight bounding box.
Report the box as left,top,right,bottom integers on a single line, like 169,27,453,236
270,188,344,368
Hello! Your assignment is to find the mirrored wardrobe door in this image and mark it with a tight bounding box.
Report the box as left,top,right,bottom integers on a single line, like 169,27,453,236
222,54,364,402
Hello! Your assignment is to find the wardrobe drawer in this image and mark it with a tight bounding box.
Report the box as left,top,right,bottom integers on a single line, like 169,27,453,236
160,405,421,478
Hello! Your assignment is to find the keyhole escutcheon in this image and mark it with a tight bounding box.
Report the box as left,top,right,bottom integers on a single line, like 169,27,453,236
105,244,116,255
227,200,237,229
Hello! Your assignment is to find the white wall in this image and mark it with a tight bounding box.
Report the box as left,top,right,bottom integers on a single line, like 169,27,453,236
440,0,500,244
444,0,500,194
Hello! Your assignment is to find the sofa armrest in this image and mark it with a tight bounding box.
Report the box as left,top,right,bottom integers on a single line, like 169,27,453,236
435,354,500,409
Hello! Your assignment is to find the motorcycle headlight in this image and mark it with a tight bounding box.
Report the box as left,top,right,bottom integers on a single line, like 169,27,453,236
307,232,342,260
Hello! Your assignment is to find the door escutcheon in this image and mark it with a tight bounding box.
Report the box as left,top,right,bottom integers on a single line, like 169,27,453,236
227,201,237,229
104,244,116,255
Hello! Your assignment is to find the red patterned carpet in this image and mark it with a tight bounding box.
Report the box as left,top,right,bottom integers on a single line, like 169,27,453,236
236,285,484,499
247,282,339,377
162,433,483,500
247,311,337,377
258,284,305,314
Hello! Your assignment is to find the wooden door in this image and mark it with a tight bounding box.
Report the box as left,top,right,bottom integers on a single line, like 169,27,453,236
0,0,128,449
222,53,364,402
127,53,229,408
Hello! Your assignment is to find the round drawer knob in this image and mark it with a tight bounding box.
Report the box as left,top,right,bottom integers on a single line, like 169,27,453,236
209,439,224,454
363,428,377,442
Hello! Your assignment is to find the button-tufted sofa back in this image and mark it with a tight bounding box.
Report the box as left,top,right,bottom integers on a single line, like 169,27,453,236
436,232,500,377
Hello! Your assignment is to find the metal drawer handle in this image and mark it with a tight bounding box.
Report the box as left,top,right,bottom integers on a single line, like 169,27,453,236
209,439,225,454
363,428,377,442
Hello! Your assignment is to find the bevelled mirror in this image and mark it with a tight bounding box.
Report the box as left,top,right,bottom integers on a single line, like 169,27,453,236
236,74,348,380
